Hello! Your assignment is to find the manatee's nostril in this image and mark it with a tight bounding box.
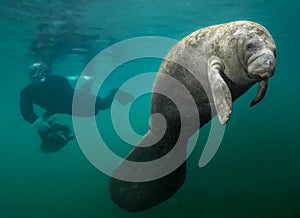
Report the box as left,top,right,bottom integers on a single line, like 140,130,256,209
263,54,275,68
270,59,276,68
266,60,274,67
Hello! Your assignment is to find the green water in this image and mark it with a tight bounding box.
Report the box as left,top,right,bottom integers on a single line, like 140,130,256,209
1,0,300,217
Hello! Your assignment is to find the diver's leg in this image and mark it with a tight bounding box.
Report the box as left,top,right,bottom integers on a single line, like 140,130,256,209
95,88,134,112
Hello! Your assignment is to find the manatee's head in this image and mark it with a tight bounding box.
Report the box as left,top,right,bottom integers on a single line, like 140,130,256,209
236,21,277,106
242,37,276,80
236,23,276,81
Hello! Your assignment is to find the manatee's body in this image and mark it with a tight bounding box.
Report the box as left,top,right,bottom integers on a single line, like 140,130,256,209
109,21,277,212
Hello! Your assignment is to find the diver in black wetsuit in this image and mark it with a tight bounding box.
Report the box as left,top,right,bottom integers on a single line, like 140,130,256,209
20,62,118,124
20,62,132,152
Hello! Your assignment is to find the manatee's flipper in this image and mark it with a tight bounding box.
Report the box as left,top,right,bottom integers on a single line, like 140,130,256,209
250,79,268,107
208,56,232,125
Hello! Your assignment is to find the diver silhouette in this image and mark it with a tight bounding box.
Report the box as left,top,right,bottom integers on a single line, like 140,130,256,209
20,62,133,152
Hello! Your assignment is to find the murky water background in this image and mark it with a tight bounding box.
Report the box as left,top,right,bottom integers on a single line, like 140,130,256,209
0,1,300,217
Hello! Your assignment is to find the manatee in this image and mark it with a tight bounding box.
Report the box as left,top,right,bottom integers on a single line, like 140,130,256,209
109,21,277,212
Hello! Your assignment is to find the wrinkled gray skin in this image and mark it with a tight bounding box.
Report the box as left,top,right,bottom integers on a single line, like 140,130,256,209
109,21,276,212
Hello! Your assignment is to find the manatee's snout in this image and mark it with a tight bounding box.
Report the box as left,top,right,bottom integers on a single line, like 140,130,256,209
247,49,276,80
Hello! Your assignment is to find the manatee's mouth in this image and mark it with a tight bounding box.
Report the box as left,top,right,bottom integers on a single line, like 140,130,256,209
248,71,273,81
247,53,263,66
247,73,267,80
248,73,261,80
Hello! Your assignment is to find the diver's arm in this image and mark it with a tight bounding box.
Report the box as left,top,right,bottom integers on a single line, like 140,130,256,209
20,89,38,124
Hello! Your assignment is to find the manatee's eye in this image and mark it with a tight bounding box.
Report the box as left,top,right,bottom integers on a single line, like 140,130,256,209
245,41,255,51
245,39,262,52
246,43,253,49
